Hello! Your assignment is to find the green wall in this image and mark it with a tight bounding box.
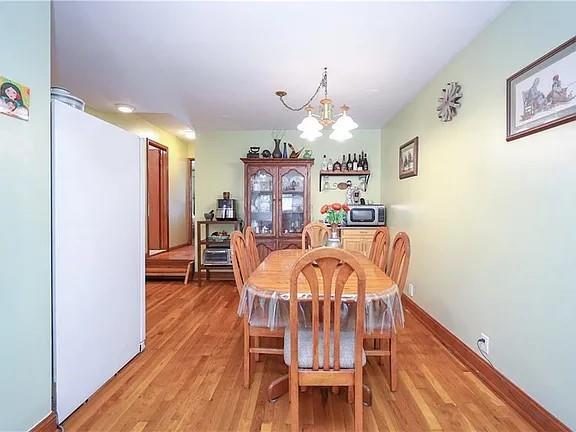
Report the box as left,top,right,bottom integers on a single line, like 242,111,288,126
0,2,52,431
195,129,381,224
380,2,575,428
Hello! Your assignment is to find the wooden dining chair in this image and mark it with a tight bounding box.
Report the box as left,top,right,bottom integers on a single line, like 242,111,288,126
364,231,410,391
231,231,251,296
286,248,366,432
368,227,390,271
231,231,284,388
387,232,411,295
244,226,260,272
301,221,330,250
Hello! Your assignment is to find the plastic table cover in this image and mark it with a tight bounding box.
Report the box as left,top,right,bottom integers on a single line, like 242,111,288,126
238,281,404,333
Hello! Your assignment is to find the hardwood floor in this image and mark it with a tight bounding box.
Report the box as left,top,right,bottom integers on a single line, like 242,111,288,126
63,281,535,432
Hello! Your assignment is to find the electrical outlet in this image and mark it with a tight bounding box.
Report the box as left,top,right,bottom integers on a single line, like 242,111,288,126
479,333,490,355
407,283,415,297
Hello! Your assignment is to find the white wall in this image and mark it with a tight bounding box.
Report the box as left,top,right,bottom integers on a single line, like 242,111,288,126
0,2,52,430
380,2,576,428
195,129,381,223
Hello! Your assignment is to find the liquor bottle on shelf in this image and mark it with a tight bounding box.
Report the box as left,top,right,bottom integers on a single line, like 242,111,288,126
341,155,346,171
363,153,369,171
327,158,333,171
346,154,352,171
333,158,341,171
321,155,327,171
352,153,358,170
358,152,364,171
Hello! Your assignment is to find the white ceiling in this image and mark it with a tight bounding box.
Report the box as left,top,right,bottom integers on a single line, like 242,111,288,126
52,1,508,133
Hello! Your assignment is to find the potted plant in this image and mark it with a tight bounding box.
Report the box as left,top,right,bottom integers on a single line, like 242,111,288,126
320,202,350,248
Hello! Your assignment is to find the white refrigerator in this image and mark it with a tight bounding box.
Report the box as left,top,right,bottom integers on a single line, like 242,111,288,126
51,101,146,422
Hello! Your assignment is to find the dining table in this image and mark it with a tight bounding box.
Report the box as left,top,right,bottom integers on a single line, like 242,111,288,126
237,248,404,404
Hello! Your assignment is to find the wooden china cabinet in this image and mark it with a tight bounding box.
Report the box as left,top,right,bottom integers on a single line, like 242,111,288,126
242,158,314,260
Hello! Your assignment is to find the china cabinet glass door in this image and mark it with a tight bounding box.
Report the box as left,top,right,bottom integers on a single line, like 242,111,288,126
249,168,275,236
279,168,306,235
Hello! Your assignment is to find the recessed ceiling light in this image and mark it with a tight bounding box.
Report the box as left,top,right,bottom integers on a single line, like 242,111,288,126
182,129,196,140
115,103,135,113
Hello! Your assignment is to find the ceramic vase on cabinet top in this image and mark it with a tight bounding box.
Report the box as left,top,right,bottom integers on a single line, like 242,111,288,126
272,139,282,158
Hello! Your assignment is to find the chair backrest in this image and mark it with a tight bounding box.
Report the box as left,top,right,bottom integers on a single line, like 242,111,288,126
301,222,330,250
231,231,251,296
388,232,411,294
244,226,260,272
368,227,390,271
289,248,366,371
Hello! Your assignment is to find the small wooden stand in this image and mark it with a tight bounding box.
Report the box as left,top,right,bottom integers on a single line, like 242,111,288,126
196,220,240,286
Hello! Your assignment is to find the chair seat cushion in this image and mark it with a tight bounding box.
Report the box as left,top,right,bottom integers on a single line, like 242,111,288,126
284,327,366,369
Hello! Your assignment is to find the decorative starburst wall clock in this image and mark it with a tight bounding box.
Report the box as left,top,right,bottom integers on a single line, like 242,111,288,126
437,82,462,122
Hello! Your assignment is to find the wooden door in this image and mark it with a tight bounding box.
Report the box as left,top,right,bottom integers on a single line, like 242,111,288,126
342,237,366,255
147,140,169,251
256,239,276,261
278,239,301,251
341,229,376,256
246,165,277,237
277,165,309,238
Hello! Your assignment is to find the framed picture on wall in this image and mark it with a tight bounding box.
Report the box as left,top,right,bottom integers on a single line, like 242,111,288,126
506,36,576,141
0,75,30,121
399,137,418,179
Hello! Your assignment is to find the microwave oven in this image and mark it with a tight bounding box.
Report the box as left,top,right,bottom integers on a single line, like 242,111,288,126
203,248,232,266
345,205,386,226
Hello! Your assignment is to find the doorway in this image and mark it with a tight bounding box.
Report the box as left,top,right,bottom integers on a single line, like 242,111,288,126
187,158,196,244
147,139,169,255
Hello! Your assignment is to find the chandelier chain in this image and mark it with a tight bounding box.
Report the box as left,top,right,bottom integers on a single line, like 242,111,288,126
278,68,328,112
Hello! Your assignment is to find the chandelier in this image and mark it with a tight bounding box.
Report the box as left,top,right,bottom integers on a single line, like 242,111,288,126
275,67,358,142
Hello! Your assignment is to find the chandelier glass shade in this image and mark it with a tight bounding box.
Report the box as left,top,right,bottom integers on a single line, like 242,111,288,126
329,128,353,142
276,68,358,142
297,107,323,132
332,105,358,132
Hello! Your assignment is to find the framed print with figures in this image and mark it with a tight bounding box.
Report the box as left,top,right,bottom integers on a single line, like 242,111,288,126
506,36,576,141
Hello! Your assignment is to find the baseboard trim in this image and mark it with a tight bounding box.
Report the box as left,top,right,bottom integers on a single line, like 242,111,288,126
29,411,57,432
403,296,569,432
167,242,192,251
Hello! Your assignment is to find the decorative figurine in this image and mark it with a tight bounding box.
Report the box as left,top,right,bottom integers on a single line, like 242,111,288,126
288,143,304,158
246,146,260,158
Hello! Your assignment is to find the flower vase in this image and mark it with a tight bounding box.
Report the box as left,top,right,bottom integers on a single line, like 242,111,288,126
326,223,342,248
272,139,282,158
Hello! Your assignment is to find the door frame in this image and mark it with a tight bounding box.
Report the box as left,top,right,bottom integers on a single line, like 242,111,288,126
187,158,195,244
146,139,169,253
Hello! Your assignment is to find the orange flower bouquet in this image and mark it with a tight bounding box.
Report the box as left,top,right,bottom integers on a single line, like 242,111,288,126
320,202,350,226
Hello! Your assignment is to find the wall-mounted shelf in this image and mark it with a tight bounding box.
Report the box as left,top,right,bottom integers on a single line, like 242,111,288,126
319,170,371,192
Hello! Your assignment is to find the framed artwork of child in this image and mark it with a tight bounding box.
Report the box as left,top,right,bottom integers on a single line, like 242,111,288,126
0,76,30,121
